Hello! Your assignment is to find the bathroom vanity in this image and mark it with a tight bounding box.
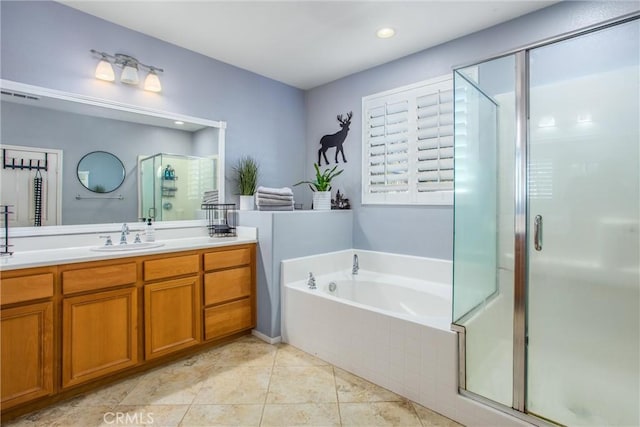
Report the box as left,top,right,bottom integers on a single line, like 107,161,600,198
0,234,256,419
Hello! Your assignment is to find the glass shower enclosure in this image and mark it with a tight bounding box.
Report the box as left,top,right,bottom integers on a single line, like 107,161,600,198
452,17,639,426
139,153,218,221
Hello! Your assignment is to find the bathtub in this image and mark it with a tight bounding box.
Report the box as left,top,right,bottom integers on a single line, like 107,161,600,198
291,269,452,330
281,250,526,427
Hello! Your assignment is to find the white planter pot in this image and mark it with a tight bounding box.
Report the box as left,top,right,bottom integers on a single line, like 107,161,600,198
312,191,331,210
239,195,255,211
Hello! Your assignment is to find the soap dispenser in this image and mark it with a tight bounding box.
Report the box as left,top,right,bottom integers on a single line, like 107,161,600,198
145,218,155,242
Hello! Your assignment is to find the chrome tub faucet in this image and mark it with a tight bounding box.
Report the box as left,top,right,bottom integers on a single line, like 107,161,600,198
307,272,316,289
352,253,359,275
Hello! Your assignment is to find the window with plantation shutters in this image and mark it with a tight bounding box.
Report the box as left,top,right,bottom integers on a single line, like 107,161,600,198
362,75,454,205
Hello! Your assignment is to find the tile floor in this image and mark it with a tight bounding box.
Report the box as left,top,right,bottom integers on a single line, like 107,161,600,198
5,335,463,427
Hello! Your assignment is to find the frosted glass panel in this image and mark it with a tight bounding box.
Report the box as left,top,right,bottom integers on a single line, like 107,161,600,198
453,72,498,321
527,19,639,426
453,55,516,407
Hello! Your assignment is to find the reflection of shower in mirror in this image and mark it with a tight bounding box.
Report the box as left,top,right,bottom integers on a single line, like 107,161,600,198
138,153,219,222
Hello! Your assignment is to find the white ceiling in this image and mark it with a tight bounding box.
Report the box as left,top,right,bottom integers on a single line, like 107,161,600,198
60,1,557,90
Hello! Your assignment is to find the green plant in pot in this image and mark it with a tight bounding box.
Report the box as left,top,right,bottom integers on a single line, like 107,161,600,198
234,156,259,210
294,163,343,210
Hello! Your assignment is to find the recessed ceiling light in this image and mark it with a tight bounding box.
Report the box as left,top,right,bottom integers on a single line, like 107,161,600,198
174,120,184,125
376,27,395,39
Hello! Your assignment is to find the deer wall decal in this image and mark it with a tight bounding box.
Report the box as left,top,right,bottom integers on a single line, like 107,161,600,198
318,111,352,165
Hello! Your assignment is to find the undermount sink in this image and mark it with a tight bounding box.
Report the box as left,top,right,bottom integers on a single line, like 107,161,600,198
90,242,165,252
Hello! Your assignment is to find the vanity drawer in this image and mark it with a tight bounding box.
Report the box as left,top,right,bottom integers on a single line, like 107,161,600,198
63,263,137,295
1,273,54,305
204,266,251,306
144,254,199,281
204,298,252,340
203,247,251,271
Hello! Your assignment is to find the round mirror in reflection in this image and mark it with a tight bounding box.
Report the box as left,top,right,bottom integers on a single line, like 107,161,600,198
77,151,125,193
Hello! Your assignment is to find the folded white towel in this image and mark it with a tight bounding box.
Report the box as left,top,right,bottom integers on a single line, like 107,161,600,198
256,198,294,206
256,186,293,196
202,190,219,203
255,194,294,202
258,205,294,211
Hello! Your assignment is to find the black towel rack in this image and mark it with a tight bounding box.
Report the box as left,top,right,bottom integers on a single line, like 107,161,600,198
2,149,48,171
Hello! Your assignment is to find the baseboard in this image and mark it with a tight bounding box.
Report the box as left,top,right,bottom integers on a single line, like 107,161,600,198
251,329,282,344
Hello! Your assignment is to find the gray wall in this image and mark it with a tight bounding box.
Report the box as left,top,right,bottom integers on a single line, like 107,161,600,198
239,210,353,338
303,1,639,260
0,0,307,208
1,101,193,224
192,127,219,159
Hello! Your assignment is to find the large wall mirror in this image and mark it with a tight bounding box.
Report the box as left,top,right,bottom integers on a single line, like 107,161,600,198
0,79,226,228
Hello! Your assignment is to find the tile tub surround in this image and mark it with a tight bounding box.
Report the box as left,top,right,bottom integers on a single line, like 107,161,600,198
3,335,462,427
0,222,257,270
281,250,531,427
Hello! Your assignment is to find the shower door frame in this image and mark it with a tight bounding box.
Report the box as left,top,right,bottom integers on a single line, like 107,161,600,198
452,11,640,426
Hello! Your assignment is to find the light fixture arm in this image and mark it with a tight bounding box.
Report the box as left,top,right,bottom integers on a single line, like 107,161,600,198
90,49,164,74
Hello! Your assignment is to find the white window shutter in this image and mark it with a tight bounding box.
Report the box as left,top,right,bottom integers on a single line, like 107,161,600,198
362,75,454,205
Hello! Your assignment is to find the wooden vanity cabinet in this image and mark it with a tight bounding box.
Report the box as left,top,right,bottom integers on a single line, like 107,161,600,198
0,242,256,419
202,245,255,340
60,262,138,388
0,268,55,410
143,254,201,360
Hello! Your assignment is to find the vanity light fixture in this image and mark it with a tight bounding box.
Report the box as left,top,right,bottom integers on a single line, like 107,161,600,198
94,53,115,82
144,68,162,93
376,27,396,39
91,50,164,93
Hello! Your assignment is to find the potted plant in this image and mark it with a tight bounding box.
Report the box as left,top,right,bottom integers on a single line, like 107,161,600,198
294,163,343,210
233,156,259,210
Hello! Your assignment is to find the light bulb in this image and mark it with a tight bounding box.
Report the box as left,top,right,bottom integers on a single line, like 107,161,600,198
95,58,115,82
376,27,395,39
144,71,162,92
120,64,139,85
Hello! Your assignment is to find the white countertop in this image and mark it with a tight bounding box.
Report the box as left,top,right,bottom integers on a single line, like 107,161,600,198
0,235,257,271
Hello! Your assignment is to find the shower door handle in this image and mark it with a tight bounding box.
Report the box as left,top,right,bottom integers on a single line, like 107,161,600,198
534,215,543,251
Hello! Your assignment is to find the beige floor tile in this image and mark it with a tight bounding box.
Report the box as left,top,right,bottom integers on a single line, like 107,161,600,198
193,366,271,404
261,403,340,427
100,405,189,427
180,404,263,426
412,402,464,427
4,402,112,427
68,374,143,408
340,401,422,426
120,365,206,405
334,368,403,403
267,366,337,404
5,336,467,427
205,337,277,367
274,344,329,367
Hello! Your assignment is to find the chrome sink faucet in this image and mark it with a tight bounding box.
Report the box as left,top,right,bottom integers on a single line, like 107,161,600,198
352,253,359,275
120,223,129,244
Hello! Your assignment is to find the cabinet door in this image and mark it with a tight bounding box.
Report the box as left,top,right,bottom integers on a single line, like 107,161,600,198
204,298,253,341
62,287,138,388
204,266,251,306
1,302,54,408
144,276,201,360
